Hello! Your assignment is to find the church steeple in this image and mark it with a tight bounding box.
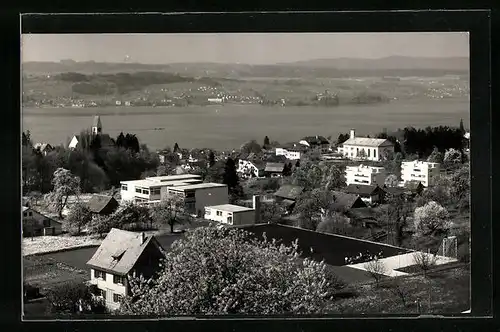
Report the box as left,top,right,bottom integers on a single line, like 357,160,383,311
92,115,102,135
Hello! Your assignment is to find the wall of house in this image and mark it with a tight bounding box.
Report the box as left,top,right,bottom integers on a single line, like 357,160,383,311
120,183,162,203
194,187,229,217
68,136,79,149
22,209,62,236
401,161,441,187
89,268,128,311
130,241,165,280
343,145,394,162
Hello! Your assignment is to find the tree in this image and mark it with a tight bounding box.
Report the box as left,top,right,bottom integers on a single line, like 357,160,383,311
443,148,462,169
46,168,81,218
46,282,106,315
449,164,470,211
291,161,344,192
413,201,451,235
412,250,437,278
208,150,216,167
240,140,262,154
357,149,367,159
459,118,465,134
420,176,451,206
364,258,387,288
316,212,349,235
263,136,270,148
112,202,152,231
223,158,243,201
87,214,118,238
260,201,286,224
384,174,399,188
295,159,300,168
22,130,33,147
337,133,349,145
385,277,411,307
294,189,338,230
173,142,180,153
282,163,292,177
116,132,126,148
118,227,338,315
64,201,93,235
150,195,186,233
426,147,444,164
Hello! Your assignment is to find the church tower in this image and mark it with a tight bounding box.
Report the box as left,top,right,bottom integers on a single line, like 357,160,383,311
92,115,102,135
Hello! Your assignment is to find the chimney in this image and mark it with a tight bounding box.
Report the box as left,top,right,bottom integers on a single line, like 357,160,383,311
350,129,355,139
253,195,261,224
140,232,145,244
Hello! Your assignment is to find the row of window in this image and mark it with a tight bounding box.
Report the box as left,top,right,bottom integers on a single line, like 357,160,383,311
23,211,33,217
94,270,126,285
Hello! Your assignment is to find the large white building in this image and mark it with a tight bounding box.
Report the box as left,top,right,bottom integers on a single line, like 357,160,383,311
340,129,394,161
120,174,202,204
275,143,307,160
401,160,441,187
345,164,387,186
166,182,229,217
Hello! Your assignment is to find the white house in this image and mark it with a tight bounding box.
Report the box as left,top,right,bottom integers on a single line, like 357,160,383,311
237,159,266,178
86,229,165,311
401,160,441,187
166,183,229,217
22,207,62,237
205,196,261,226
120,174,202,204
275,143,307,160
340,129,394,161
345,164,387,187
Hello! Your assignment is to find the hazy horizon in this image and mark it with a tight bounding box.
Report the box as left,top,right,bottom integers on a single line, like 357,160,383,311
21,32,469,65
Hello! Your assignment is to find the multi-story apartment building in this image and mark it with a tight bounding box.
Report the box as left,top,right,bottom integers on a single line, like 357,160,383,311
86,229,165,311
400,160,441,187
120,174,202,204
345,164,387,186
166,182,229,217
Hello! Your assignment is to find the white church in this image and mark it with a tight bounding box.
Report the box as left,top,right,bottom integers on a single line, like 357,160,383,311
68,115,115,150
338,129,394,161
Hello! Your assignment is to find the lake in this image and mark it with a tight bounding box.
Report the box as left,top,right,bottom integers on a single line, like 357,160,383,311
22,99,469,151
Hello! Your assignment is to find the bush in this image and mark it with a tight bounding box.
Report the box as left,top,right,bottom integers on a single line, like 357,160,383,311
45,282,107,315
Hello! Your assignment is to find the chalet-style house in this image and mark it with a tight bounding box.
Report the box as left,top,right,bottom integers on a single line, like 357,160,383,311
264,162,285,178
86,228,166,311
237,159,266,179
299,136,330,151
339,129,394,161
22,207,62,237
382,186,408,200
344,184,386,204
69,116,115,150
331,191,367,211
345,207,379,228
87,195,119,216
33,143,54,156
274,185,304,213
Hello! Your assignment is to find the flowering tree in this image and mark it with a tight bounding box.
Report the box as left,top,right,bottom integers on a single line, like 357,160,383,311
449,164,470,211
118,227,338,316
87,214,118,238
316,212,349,235
46,168,81,218
364,258,387,288
64,201,93,235
112,202,152,231
412,251,438,278
443,148,462,169
150,195,186,233
290,162,344,192
413,201,451,235
294,189,339,230
427,147,444,164
384,174,399,188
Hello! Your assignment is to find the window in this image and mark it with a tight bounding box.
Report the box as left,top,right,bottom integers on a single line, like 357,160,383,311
373,149,377,158
151,188,161,195
28,211,33,217
216,211,222,216
135,188,142,193
227,216,233,224
185,192,195,198
113,294,122,303
43,219,50,227
94,270,106,280
205,208,211,216
368,149,371,157
142,189,150,195
121,184,128,191
113,275,124,284
23,212,27,217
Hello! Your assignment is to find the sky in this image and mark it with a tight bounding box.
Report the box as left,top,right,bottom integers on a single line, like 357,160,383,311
21,32,469,65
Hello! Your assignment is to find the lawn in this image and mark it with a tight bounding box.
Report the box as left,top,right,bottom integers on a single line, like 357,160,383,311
333,264,470,315
23,235,102,256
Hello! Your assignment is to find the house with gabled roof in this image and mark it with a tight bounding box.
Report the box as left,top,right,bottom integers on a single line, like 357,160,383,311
299,136,330,151
341,129,394,161
331,191,367,211
22,206,62,237
87,195,119,216
274,185,304,213
344,184,386,204
33,143,54,156
86,228,166,311
264,162,285,178
237,158,266,179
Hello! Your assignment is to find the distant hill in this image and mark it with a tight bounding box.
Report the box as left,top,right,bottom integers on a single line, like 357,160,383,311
22,56,469,78
281,56,469,71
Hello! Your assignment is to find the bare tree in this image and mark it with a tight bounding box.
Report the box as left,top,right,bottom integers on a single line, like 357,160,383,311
386,277,410,307
364,258,387,288
412,250,437,278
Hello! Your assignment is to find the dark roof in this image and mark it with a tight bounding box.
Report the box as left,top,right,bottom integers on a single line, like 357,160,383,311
86,228,165,276
87,195,119,214
332,191,367,210
250,160,266,170
404,181,425,191
265,162,285,173
274,185,304,200
346,207,377,221
33,143,53,152
345,184,382,196
232,223,411,268
301,136,330,145
382,186,407,196
281,199,296,207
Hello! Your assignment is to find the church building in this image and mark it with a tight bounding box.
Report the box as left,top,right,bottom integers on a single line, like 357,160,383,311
68,115,115,150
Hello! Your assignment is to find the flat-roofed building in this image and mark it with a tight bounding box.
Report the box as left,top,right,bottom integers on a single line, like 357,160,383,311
401,160,441,187
205,195,261,226
166,183,229,217
345,164,387,186
120,174,202,204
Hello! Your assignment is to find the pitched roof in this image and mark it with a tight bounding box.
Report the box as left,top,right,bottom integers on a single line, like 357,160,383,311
33,143,53,152
342,137,394,147
346,207,377,221
332,191,367,210
265,162,285,173
249,160,266,170
274,185,304,200
383,186,407,196
404,181,425,191
87,195,119,214
86,228,165,276
345,184,381,196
